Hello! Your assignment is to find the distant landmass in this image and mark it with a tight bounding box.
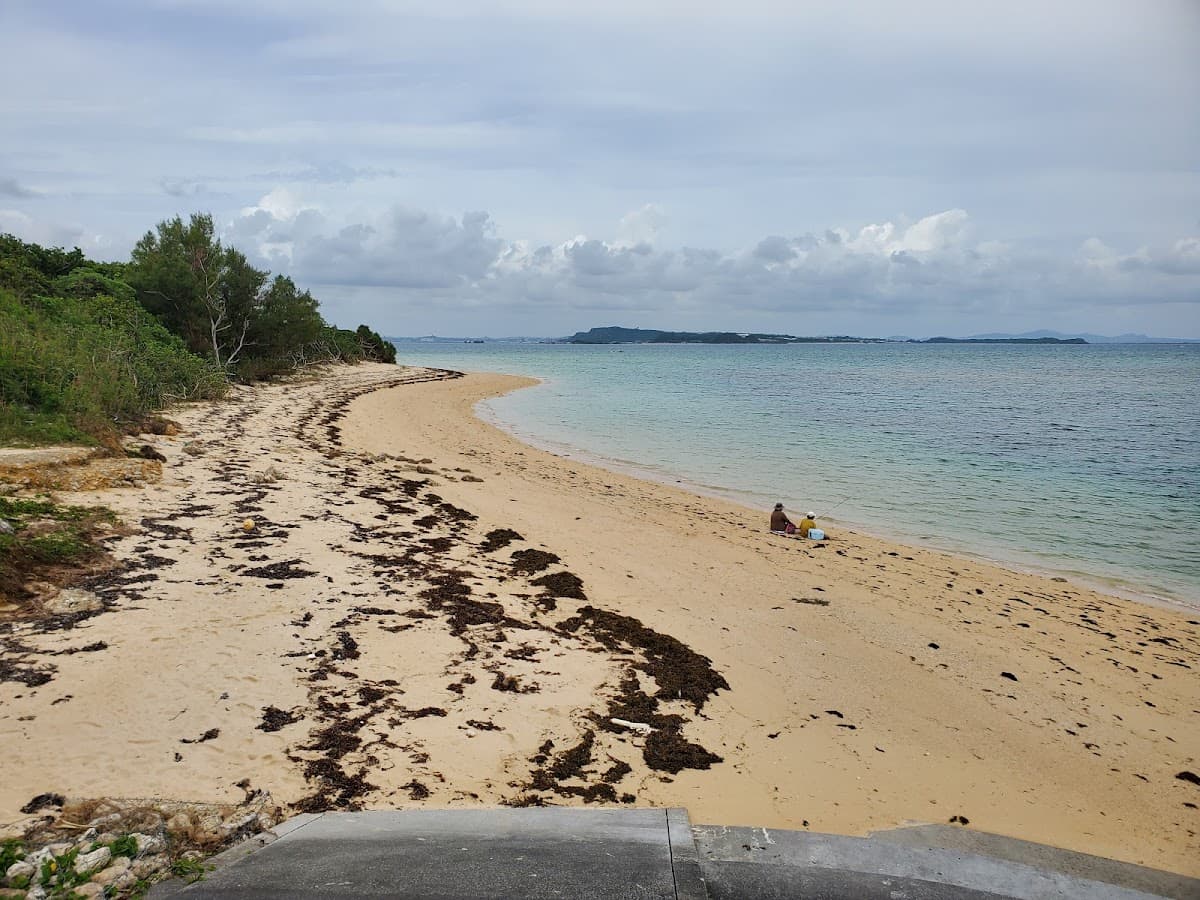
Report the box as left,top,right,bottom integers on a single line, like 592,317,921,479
919,336,1087,344
565,327,1085,345
566,327,886,344
965,330,1199,344
389,329,1198,345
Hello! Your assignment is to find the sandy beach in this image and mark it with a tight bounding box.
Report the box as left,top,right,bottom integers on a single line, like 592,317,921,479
2,363,1197,877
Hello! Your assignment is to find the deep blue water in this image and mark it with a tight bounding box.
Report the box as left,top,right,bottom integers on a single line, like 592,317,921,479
391,341,1200,608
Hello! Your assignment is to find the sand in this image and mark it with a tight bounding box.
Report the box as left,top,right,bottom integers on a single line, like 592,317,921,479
1,362,1196,877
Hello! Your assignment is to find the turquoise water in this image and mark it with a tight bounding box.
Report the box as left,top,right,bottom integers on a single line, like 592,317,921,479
392,341,1200,608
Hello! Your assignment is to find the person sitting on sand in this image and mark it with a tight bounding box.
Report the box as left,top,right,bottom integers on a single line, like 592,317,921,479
798,512,817,538
770,503,796,535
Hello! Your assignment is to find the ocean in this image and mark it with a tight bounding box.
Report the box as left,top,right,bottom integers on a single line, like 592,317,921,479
390,340,1200,609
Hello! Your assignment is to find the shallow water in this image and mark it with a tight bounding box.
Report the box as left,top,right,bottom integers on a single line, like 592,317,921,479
392,340,1200,608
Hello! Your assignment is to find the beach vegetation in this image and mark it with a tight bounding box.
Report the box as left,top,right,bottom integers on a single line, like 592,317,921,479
2,218,397,448
170,855,208,883
0,837,24,871
0,496,117,599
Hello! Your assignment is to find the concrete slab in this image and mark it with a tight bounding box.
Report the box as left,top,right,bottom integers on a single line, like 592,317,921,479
163,808,691,899
867,824,1199,900
692,825,1177,900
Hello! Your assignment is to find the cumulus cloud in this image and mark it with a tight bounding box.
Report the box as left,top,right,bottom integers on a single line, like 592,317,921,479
229,194,504,289
220,198,1198,334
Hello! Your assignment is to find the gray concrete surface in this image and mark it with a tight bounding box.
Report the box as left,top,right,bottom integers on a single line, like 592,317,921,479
154,808,702,899
691,825,1185,900
149,809,1200,899
867,824,1199,900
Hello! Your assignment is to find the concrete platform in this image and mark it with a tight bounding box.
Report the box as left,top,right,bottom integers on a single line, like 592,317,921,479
153,808,706,899
150,809,1199,899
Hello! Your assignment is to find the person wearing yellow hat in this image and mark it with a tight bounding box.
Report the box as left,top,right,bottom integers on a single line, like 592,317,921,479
798,511,817,538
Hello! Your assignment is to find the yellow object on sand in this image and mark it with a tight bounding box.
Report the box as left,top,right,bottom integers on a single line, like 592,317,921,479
242,519,256,532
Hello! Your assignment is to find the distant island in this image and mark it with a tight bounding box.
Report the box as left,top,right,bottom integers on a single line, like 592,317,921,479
565,327,1086,345
918,336,1087,344
566,327,887,344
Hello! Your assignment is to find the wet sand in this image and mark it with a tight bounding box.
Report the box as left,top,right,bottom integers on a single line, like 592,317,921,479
1,363,1196,876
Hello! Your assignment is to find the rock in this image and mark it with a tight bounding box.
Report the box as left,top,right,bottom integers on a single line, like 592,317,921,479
112,870,138,891
165,812,192,834
94,833,117,845
44,843,70,856
73,846,111,874
0,519,12,534
90,856,130,884
132,832,166,856
44,588,103,615
131,853,169,879
0,888,27,899
73,883,105,898
4,860,34,882
24,885,47,900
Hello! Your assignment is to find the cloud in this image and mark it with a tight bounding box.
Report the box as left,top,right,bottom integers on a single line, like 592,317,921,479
0,209,86,248
229,194,504,289
0,177,40,198
160,177,208,197
224,199,1198,334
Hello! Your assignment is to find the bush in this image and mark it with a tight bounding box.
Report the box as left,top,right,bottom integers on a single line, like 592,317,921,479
0,284,225,444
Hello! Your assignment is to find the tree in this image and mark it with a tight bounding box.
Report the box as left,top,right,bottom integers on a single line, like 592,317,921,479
128,213,267,370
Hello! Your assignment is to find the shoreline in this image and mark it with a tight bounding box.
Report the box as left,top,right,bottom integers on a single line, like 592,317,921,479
2,364,1196,877
472,377,1198,616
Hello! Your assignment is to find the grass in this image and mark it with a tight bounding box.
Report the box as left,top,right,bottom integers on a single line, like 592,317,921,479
0,495,117,601
0,404,94,447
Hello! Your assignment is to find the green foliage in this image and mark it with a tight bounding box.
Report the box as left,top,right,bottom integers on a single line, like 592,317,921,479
0,269,225,444
355,324,397,363
3,217,397,449
171,855,208,883
0,837,24,871
38,846,92,893
108,834,139,859
0,496,118,598
127,214,268,370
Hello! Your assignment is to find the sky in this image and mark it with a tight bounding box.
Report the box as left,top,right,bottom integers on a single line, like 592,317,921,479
2,0,1199,338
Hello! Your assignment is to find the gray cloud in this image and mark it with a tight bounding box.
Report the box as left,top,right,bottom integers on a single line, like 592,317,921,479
223,200,1199,337
0,177,40,198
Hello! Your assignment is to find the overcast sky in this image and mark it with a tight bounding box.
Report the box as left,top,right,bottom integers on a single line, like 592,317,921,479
2,0,1198,337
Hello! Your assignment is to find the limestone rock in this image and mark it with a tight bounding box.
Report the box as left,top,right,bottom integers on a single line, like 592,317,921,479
73,883,104,898
44,589,103,615
132,832,166,856
4,860,34,882
90,855,130,884
73,846,111,874
131,853,168,879
0,519,13,535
